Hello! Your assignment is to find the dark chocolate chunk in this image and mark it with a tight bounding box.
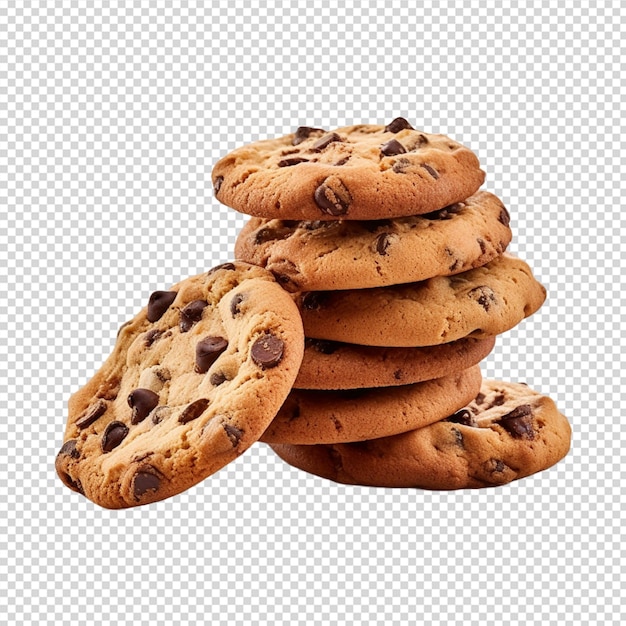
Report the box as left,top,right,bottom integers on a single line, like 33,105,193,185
475,392,486,405
384,117,414,133
477,238,487,254
493,459,506,473
468,285,497,311
493,393,506,406
58,439,80,460
445,408,475,426
392,157,411,174
422,203,464,220
308,338,339,354
144,328,164,347
380,139,406,157
75,399,108,429
251,332,284,369
230,293,245,317
498,404,534,439
314,177,352,216
102,421,129,452
179,398,210,424
179,299,208,333
133,469,160,499
147,290,177,323
410,133,429,149
292,126,325,146
213,175,223,196
278,157,309,167
128,388,160,425
375,232,392,255
421,163,440,179
223,423,243,447
499,205,511,227
195,336,228,374
208,262,236,275
311,132,343,151
254,225,295,244
209,371,228,386
334,156,351,166
301,291,329,310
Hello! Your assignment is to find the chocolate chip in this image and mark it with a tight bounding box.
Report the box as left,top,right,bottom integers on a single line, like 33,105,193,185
102,421,129,452
393,369,402,380
58,439,80,460
230,293,245,317
445,408,475,426
375,232,392,255
384,117,414,133
251,332,284,369
209,371,228,386
75,399,108,429
179,398,210,424
422,203,464,220
421,163,440,179
208,262,236,274
301,291,329,310
314,177,352,216
307,338,339,354
133,469,160,499
468,286,497,311
254,225,295,244
195,336,228,374
292,126,325,146
475,392,486,405
278,157,309,167
128,388,160,425
452,427,464,447
334,156,351,166
223,423,243,447
499,205,511,227
144,328,164,347
311,132,343,151
213,175,223,196
179,299,208,333
380,139,406,157
147,290,177,323
493,459,506,473
392,157,411,174
493,393,506,406
498,404,534,439
477,238,487,254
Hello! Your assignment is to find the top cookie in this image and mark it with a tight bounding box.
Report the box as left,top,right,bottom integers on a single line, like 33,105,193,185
55,262,305,508
212,119,485,221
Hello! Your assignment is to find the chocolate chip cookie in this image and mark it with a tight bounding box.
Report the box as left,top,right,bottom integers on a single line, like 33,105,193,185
295,336,495,390
260,365,482,444
298,254,546,347
269,380,571,489
56,262,305,508
234,191,512,292
212,119,485,221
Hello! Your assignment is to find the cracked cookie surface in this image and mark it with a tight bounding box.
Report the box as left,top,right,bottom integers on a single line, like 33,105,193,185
297,254,546,347
269,380,571,489
234,191,511,291
260,365,481,444
213,118,485,221
56,262,304,508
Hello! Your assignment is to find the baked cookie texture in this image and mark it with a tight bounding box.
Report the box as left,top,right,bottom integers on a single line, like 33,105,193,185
269,380,571,489
55,262,304,508
295,336,495,390
234,190,512,292
260,365,482,444
213,119,485,221
298,253,546,347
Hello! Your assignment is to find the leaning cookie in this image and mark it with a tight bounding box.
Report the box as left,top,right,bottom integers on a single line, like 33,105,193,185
298,254,546,347
269,380,571,489
55,262,304,509
234,191,511,292
260,365,482,445
213,119,485,221
295,336,495,390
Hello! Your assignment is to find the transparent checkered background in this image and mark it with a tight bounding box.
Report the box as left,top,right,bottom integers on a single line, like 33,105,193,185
1,1,623,624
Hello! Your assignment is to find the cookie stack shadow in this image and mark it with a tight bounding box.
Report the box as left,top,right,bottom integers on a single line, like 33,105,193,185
218,118,571,490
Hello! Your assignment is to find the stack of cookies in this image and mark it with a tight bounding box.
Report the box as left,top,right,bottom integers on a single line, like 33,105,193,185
217,119,571,489
56,119,571,508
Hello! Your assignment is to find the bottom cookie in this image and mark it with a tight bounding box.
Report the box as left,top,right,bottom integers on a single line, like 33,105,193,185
269,380,571,489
